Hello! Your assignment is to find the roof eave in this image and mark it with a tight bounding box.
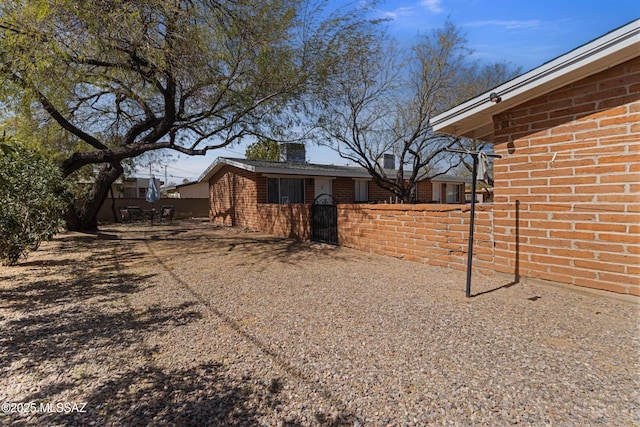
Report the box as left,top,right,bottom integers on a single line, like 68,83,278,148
431,19,640,141
198,157,376,181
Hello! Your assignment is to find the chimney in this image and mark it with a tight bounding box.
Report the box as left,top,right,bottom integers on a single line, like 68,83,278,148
279,143,306,163
380,153,395,170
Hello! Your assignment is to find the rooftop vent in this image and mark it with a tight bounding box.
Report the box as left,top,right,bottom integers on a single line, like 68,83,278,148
380,153,395,170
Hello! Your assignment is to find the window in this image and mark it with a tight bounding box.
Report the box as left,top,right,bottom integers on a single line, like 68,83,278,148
354,180,368,202
445,183,462,203
267,178,305,204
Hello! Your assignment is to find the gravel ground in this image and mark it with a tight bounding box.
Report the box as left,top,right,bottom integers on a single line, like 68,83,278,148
0,220,638,426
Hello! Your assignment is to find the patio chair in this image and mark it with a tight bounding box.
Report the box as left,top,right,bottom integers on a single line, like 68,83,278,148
119,207,130,223
160,205,174,223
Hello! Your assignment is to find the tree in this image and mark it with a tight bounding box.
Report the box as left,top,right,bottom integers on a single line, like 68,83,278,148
311,21,519,201
245,139,281,161
0,0,379,230
0,141,69,265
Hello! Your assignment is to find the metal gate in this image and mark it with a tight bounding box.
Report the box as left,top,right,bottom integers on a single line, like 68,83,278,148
311,194,338,245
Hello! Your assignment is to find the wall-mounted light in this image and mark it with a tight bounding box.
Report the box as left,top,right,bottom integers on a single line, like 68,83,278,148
489,92,502,103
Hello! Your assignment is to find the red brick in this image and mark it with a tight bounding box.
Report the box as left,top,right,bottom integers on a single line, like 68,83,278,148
575,222,627,233
599,233,640,244
575,280,630,294
598,272,640,287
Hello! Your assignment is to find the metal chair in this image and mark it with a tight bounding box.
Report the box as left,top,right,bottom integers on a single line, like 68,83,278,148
160,206,174,223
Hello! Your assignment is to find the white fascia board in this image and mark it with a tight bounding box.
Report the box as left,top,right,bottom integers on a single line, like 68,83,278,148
431,19,640,140
197,157,249,183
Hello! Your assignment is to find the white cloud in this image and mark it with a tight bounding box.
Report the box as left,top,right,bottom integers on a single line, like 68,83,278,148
420,0,443,13
466,20,542,30
380,6,416,20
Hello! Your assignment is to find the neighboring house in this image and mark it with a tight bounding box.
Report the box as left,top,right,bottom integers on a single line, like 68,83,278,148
465,186,493,204
164,181,209,198
431,175,470,204
432,19,639,295
199,147,468,230
111,177,162,199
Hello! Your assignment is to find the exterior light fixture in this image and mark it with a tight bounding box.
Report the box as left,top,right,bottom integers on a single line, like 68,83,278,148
489,92,502,103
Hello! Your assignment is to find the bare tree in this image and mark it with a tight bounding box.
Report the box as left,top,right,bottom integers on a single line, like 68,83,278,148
311,21,519,201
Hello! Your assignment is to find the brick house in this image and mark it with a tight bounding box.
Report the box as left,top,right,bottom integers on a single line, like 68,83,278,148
432,19,639,295
199,154,469,238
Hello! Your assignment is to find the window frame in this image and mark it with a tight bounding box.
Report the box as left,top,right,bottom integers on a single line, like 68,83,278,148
354,179,368,202
266,177,305,204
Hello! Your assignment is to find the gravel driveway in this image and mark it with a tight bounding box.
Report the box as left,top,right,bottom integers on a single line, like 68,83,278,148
1,220,638,426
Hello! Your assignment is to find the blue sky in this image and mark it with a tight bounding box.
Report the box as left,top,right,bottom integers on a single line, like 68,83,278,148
155,0,639,184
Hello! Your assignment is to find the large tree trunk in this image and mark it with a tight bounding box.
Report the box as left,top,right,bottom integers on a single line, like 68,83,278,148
66,162,123,231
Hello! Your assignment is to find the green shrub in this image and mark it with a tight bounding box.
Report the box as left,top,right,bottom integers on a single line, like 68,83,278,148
0,144,69,265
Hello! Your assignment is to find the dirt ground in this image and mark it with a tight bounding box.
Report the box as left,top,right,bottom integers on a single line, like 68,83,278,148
1,220,638,426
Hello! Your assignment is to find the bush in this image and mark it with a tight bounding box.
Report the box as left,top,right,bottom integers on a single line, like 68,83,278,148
0,144,69,265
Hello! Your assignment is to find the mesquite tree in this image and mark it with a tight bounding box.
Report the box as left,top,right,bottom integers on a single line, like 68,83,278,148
0,0,379,230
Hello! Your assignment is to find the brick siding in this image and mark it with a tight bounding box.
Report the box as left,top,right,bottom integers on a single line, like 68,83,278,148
209,165,260,229
491,57,640,296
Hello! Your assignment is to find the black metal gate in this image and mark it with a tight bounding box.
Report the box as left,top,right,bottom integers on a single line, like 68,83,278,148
311,194,338,245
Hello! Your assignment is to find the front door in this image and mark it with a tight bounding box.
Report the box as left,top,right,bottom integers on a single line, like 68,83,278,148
314,178,332,204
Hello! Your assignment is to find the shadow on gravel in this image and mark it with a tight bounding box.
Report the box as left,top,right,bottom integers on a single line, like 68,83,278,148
0,271,154,310
1,224,359,425
144,240,361,426
117,224,339,268
1,301,202,378
7,363,281,427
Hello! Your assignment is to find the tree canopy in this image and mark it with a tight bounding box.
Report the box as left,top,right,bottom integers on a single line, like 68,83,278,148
245,139,281,161
0,0,380,229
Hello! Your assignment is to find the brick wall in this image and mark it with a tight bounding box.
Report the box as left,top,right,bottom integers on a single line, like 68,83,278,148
416,181,434,202
210,165,260,229
257,204,311,240
332,177,357,203
491,57,640,296
338,204,494,275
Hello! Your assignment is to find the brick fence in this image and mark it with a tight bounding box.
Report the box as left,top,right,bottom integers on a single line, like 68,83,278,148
244,201,638,296
245,202,494,275
338,204,494,275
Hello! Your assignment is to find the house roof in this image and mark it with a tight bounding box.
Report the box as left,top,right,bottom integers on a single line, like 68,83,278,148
431,19,640,142
198,157,374,182
175,180,207,189
198,157,469,183
430,175,472,183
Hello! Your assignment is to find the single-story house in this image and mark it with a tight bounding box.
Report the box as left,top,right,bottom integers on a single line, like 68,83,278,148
163,180,209,198
198,149,470,233
431,19,639,295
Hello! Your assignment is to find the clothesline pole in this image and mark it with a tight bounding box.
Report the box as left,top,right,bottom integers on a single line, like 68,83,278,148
445,148,502,297
466,155,478,297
